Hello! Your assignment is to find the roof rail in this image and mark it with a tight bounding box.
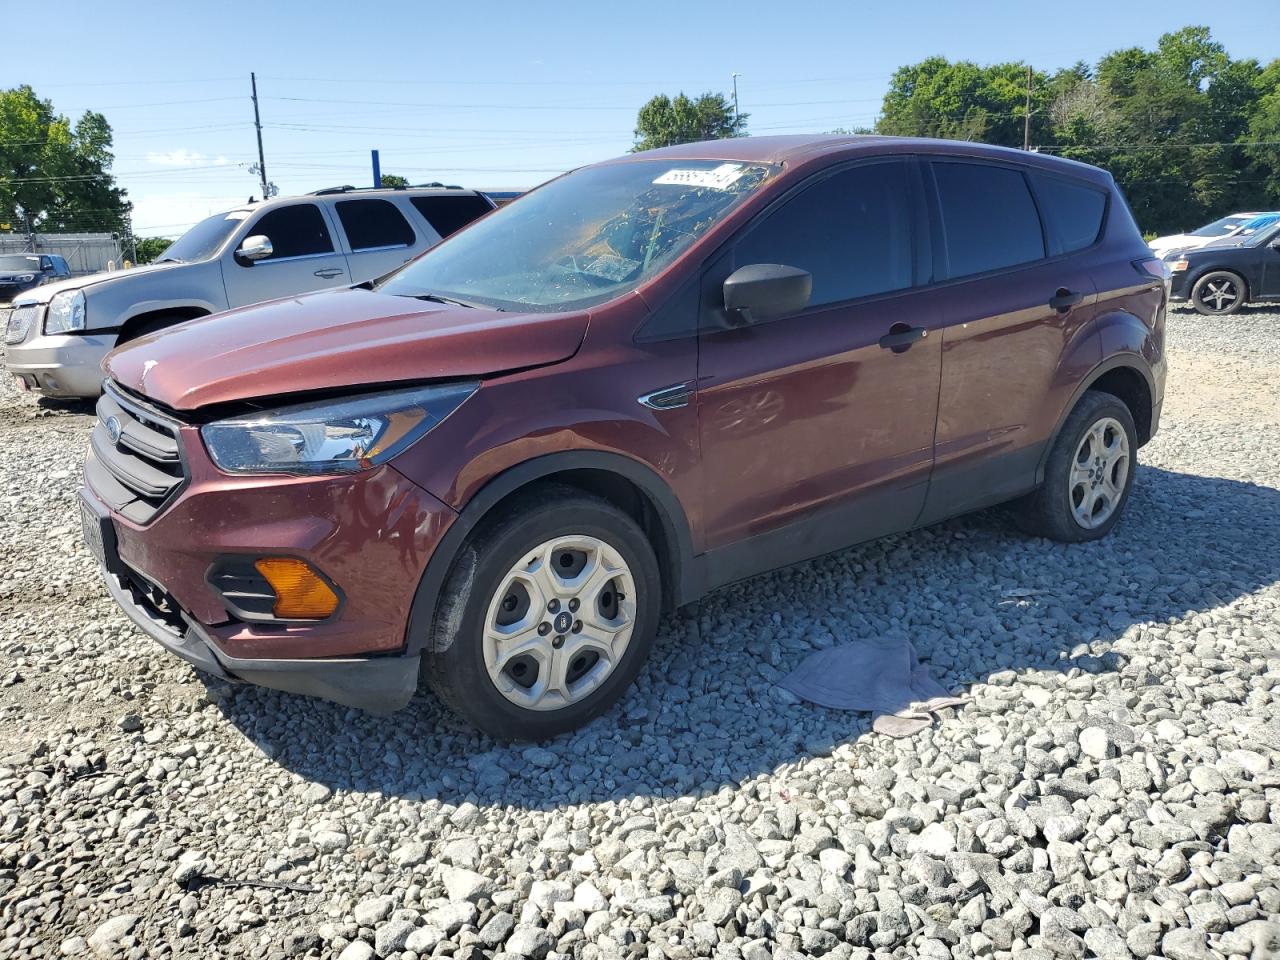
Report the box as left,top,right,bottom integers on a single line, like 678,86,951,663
308,183,467,196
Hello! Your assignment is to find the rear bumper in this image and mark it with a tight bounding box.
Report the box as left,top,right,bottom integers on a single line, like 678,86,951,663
7,332,114,397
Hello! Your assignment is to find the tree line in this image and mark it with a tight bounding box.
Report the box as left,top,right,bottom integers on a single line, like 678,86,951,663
634,26,1280,235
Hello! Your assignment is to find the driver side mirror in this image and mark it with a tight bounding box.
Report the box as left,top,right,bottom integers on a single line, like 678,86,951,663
1270,237,1280,251
236,234,273,264
722,263,812,326
727,263,814,327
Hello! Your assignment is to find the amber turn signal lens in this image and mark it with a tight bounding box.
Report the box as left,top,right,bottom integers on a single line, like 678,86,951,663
253,558,340,620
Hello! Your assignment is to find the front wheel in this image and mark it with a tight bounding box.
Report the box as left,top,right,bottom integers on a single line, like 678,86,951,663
1015,391,1137,543
425,486,661,740
1191,270,1246,316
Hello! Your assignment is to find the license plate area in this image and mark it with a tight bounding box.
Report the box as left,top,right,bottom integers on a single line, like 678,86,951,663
80,496,120,574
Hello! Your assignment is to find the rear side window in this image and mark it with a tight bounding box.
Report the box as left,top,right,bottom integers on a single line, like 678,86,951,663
335,199,415,251
411,195,494,238
735,160,914,307
932,162,1045,278
250,204,334,260
1031,173,1107,255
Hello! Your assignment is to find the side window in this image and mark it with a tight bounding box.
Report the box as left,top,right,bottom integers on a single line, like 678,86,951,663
248,204,334,260
410,195,494,238
1031,173,1107,255
931,162,1045,278
335,199,415,251
734,161,914,307
39,257,52,270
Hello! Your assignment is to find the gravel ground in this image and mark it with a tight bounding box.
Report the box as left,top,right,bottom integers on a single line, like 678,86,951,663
1,306,1278,960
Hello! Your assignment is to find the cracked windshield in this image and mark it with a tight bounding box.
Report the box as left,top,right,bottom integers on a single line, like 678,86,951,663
379,160,774,311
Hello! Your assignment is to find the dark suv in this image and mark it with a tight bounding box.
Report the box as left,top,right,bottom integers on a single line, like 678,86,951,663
80,136,1168,739
0,253,69,302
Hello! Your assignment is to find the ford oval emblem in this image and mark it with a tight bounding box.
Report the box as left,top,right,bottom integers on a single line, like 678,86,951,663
105,416,122,446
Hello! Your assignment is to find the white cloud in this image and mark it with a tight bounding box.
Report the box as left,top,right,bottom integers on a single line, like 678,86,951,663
144,148,208,167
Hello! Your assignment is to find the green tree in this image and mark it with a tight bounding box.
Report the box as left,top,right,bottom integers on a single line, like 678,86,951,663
873,27,1280,235
378,173,409,188
877,57,1048,146
0,85,131,234
633,92,746,151
131,236,172,265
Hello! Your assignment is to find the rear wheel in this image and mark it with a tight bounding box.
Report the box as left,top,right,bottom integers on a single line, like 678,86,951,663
1191,270,1246,316
425,486,660,740
1015,390,1137,543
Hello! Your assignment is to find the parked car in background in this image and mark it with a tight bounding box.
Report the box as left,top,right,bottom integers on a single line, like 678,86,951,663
0,253,70,303
81,135,1166,739
1167,217,1280,314
1148,211,1277,258
4,186,495,398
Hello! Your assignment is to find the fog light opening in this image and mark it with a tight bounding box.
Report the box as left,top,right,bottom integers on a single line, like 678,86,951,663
253,558,340,620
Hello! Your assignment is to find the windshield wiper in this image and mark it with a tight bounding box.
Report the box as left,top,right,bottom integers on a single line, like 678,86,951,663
155,256,183,264
409,292,488,310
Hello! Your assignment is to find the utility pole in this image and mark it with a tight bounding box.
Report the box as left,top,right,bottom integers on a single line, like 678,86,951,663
731,73,741,134
1023,65,1033,151
251,72,269,200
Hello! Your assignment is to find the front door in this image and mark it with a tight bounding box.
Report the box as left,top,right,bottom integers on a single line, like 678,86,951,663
221,202,351,308
1261,227,1280,298
697,159,942,578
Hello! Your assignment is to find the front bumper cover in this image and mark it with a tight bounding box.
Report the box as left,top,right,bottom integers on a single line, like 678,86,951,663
82,489,421,714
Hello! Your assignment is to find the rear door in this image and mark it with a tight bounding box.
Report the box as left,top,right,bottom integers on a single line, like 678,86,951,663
1259,224,1280,298
916,159,1101,525
409,194,496,240
697,158,942,565
221,202,351,307
331,197,420,282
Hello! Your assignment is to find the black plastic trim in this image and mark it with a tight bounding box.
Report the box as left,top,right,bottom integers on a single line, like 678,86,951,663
403,451,697,655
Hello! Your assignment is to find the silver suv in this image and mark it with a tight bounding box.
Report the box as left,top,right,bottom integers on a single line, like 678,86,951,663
4,186,495,398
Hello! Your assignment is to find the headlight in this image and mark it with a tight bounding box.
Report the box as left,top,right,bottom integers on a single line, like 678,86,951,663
17,274,35,283
1168,258,1189,273
201,383,478,474
44,290,86,334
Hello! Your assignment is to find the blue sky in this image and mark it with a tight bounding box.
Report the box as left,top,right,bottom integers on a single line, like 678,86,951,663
8,0,1280,237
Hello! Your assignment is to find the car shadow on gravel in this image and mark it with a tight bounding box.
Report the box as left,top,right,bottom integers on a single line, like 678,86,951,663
202,464,1280,810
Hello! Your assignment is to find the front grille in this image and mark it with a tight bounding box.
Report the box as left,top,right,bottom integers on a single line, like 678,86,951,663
84,381,188,524
4,304,36,345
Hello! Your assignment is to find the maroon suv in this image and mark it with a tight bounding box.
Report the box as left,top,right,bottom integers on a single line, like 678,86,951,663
81,136,1168,739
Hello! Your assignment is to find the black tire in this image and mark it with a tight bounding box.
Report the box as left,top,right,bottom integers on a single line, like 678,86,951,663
1015,390,1137,543
425,485,661,740
1190,270,1247,316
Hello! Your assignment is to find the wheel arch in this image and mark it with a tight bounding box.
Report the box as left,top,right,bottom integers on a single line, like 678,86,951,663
1036,355,1155,485
403,451,697,657
117,304,213,343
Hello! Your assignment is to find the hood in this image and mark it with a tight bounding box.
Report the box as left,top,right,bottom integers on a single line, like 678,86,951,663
104,287,590,411
14,261,187,304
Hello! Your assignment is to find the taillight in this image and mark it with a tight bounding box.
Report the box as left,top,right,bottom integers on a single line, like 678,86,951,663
1133,257,1171,280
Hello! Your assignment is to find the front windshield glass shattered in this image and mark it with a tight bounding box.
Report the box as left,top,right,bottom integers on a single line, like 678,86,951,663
378,160,775,312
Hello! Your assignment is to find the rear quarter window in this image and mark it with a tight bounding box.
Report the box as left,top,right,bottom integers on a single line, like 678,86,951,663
931,161,1045,279
1031,173,1107,255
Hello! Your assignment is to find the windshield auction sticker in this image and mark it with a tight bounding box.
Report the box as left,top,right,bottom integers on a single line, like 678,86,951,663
653,163,746,190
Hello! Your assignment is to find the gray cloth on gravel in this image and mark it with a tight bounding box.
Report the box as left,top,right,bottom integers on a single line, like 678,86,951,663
779,637,966,736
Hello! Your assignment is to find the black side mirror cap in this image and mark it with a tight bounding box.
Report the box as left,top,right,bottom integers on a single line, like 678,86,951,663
722,263,812,326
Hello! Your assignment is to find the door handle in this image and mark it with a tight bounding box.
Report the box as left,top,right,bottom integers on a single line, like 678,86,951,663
878,324,928,352
314,268,344,279
1049,287,1084,312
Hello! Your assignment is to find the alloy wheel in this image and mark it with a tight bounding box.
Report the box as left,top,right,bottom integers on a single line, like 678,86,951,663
482,535,637,711
1068,416,1130,529
1198,278,1239,312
